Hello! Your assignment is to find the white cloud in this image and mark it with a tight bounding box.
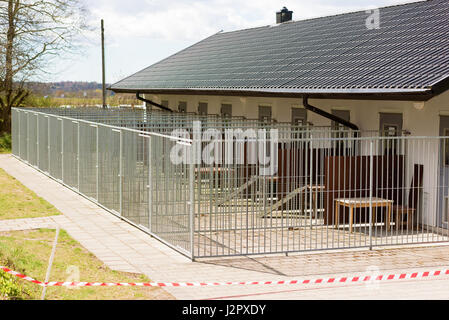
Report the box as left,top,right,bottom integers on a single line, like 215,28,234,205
50,0,421,82
87,0,413,42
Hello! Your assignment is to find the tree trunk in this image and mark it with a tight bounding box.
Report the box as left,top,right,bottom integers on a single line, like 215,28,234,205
0,0,17,133
0,114,11,133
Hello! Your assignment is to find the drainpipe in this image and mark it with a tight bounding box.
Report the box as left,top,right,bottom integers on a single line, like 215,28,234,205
136,93,174,113
302,97,359,131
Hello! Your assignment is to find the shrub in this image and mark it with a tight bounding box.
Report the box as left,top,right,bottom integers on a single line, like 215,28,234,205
0,133,11,153
0,270,23,300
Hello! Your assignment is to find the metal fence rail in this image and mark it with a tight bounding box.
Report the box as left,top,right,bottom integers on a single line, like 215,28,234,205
11,107,449,259
191,135,449,257
12,107,194,258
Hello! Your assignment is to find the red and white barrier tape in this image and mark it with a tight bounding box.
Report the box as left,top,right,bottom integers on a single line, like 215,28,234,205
1,266,449,288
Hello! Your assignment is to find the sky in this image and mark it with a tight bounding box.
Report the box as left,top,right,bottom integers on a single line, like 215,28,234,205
47,0,422,84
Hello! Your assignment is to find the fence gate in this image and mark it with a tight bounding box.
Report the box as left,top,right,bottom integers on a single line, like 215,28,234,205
144,133,194,258
98,126,121,215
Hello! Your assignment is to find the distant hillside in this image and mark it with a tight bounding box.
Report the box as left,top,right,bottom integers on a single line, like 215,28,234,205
23,81,140,107
24,81,112,96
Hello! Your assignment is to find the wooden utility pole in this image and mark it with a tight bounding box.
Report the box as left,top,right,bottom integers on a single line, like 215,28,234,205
101,19,106,108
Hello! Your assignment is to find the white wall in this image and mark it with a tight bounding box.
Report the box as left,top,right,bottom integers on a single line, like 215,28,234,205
145,90,449,227
147,90,449,136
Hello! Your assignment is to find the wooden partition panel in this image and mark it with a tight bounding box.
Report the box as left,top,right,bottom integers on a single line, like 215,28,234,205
324,155,405,225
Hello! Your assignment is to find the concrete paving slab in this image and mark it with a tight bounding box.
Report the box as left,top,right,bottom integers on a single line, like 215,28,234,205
3,154,449,299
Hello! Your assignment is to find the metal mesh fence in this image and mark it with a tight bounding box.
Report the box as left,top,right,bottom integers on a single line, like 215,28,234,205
79,122,98,199
149,133,192,253
19,111,28,161
28,114,37,167
98,125,120,214
38,115,49,172
62,118,79,189
12,107,194,258
11,107,449,259
11,109,18,156
49,117,62,180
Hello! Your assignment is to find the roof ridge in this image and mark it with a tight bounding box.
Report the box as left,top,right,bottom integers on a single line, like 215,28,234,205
110,0,449,99
219,0,428,35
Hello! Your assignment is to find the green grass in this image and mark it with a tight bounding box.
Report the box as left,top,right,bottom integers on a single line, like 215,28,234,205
0,133,11,154
0,168,61,220
0,228,174,300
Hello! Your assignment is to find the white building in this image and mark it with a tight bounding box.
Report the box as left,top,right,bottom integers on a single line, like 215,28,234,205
110,0,449,232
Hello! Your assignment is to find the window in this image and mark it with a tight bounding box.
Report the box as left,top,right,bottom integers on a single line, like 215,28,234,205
379,113,402,135
178,101,187,113
383,124,399,137
258,106,273,157
291,107,307,140
221,104,232,118
331,110,351,155
439,117,449,166
259,106,272,123
331,110,350,138
198,102,208,115
382,124,400,154
379,113,403,155
161,100,169,108
291,108,307,126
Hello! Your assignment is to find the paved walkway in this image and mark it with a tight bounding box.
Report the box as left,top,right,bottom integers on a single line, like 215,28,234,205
2,154,449,299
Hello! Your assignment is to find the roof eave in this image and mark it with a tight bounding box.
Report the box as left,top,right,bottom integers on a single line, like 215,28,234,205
108,87,436,102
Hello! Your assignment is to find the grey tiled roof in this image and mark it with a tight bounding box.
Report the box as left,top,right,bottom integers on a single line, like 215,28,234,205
110,0,449,97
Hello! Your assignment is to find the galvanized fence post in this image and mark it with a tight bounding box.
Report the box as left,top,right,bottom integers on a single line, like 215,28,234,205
77,122,80,191
369,140,374,250
189,140,195,261
18,109,21,158
26,112,29,162
309,132,314,230
41,227,59,300
37,113,39,167
48,115,51,173
148,136,152,232
96,126,99,201
61,118,64,182
119,129,123,216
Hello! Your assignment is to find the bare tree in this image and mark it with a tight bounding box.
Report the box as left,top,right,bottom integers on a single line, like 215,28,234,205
0,0,89,133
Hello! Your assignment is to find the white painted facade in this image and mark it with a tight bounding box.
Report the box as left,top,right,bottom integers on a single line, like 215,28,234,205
144,90,449,228
145,89,449,136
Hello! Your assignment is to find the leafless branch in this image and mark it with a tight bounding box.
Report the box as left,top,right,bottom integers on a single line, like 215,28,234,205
0,0,90,132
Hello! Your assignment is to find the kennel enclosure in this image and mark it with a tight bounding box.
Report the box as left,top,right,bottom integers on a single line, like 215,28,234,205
11,107,449,259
